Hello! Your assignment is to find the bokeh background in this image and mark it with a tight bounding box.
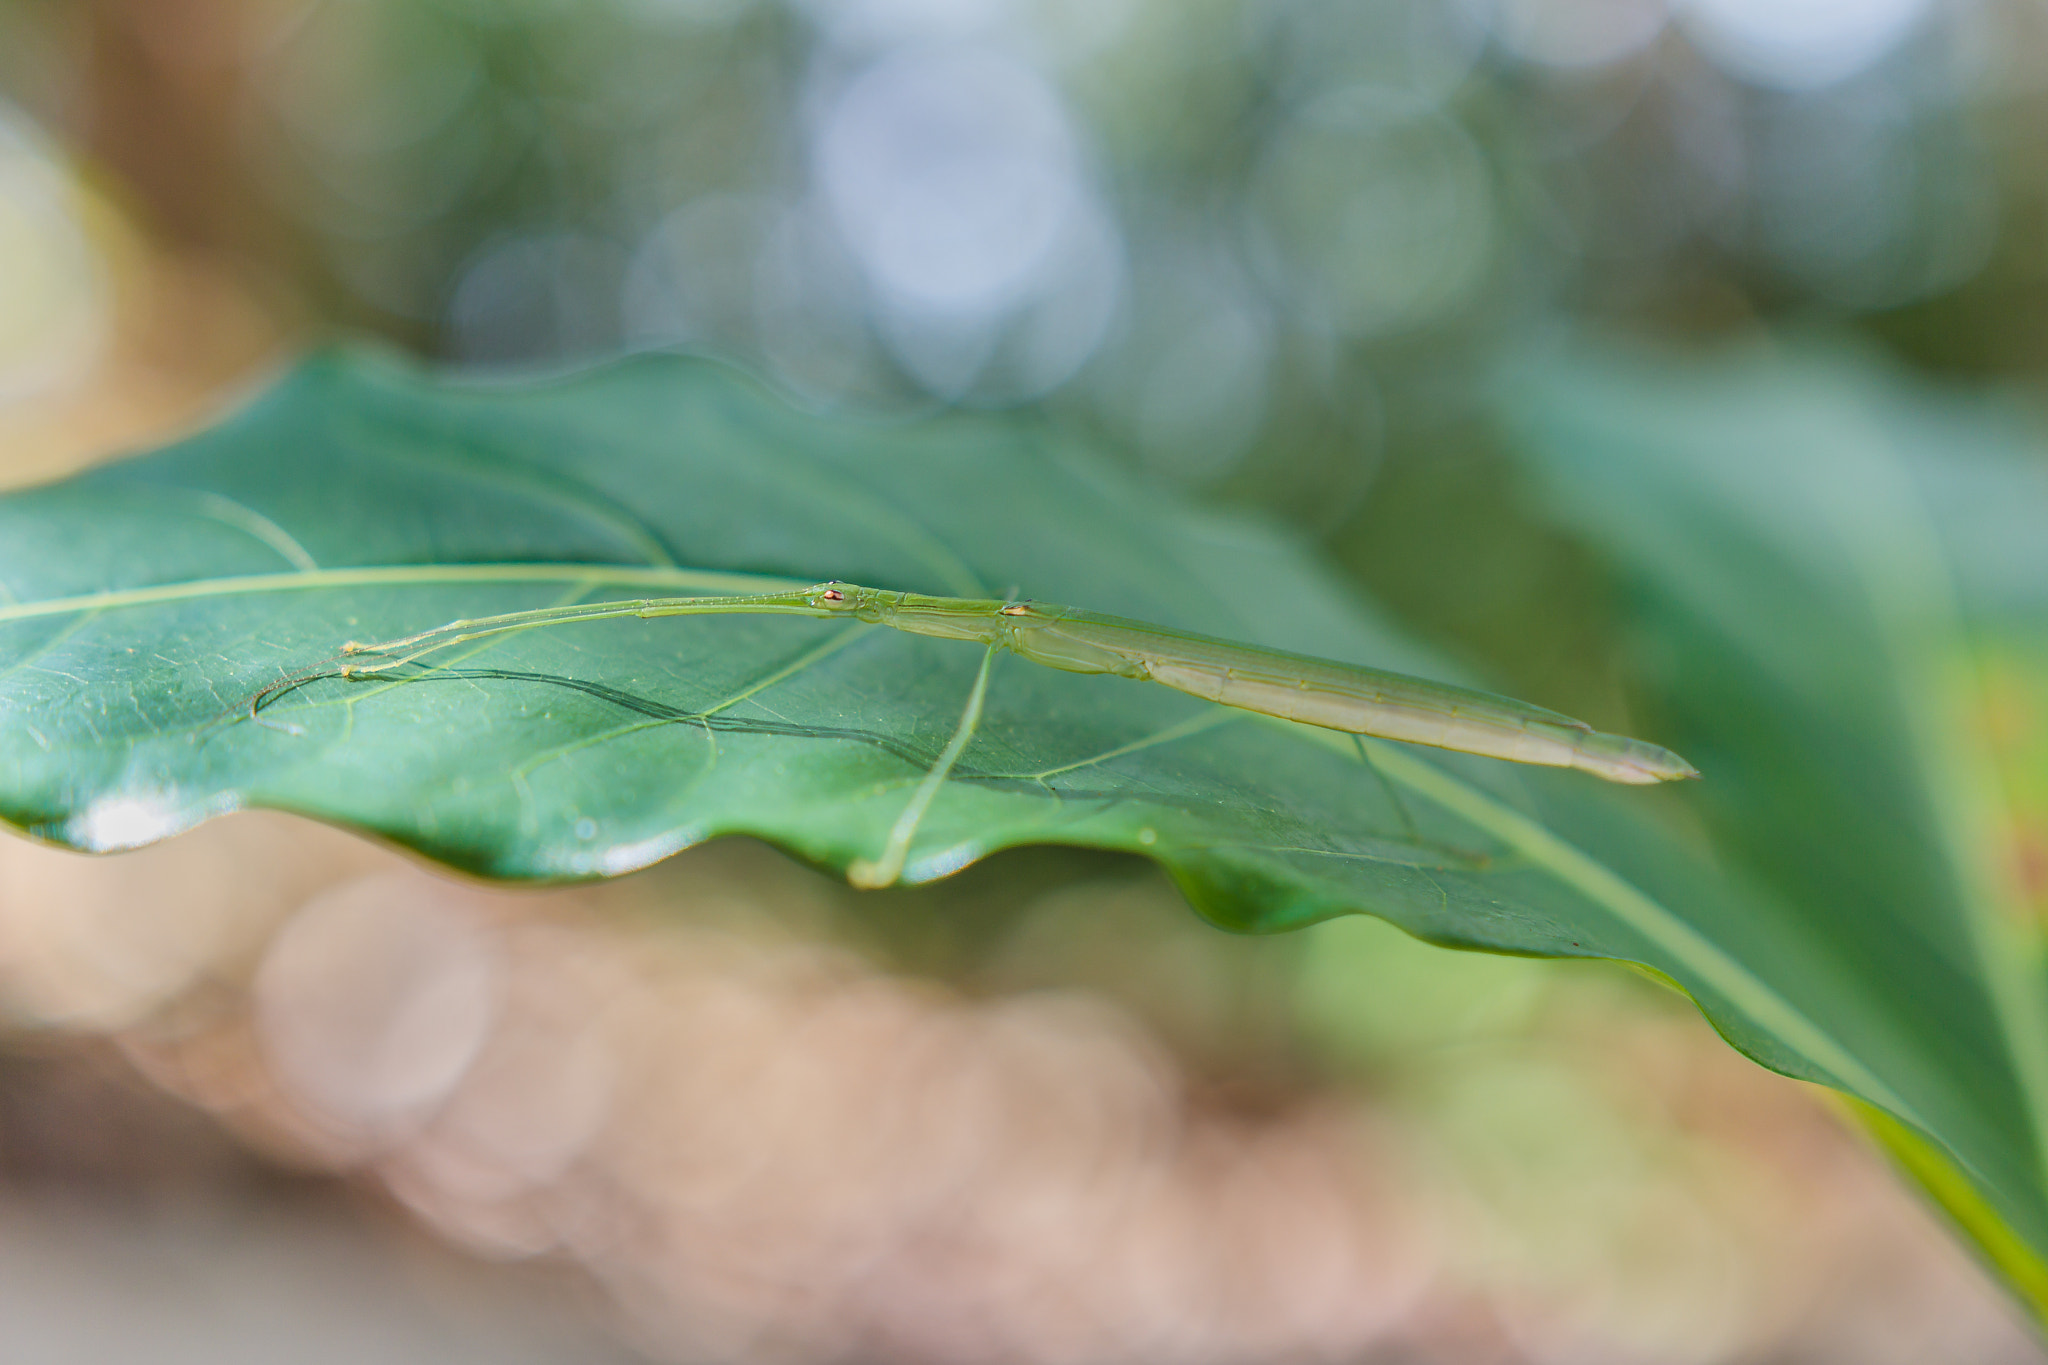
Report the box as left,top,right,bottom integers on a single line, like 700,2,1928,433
2,0,2047,1360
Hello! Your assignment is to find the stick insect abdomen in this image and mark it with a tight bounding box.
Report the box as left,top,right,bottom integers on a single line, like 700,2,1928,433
992,602,1697,784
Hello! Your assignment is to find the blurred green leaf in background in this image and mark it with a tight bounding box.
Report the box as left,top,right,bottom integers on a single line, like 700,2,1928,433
1498,336,2048,1311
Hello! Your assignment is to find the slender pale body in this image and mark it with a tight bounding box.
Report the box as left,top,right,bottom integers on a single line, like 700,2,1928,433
338,581,1698,785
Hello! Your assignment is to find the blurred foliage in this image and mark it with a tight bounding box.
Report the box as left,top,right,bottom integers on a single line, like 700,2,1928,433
9,0,2048,537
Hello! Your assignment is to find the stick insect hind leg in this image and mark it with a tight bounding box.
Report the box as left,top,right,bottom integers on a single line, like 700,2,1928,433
1352,733,1427,845
848,642,999,889
1352,734,1492,871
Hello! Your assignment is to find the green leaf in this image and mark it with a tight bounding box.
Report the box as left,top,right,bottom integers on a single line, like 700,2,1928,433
1,348,1542,919
1498,336,2048,1318
0,347,2015,1308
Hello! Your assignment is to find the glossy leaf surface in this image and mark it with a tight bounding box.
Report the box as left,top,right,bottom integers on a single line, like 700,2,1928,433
0,347,2035,1312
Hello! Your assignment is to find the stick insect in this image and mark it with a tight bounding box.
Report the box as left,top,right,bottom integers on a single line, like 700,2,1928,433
331,580,1698,786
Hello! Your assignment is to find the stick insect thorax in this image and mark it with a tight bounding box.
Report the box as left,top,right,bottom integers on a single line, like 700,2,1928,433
327,579,1698,786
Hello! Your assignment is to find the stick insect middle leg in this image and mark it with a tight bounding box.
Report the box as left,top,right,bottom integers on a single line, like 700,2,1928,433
848,643,1000,888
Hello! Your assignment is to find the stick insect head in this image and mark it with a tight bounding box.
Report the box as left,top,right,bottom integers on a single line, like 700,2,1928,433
805,581,856,609
803,582,893,620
